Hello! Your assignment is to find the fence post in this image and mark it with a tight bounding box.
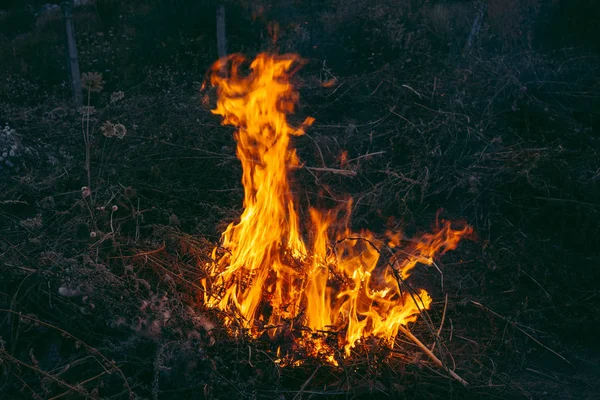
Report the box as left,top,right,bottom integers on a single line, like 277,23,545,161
465,2,487,51
61,0,83,108
216,3,227,59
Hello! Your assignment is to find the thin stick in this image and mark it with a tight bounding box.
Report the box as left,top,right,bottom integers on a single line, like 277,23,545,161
430,76,437,104
347,151,386,163
303,133,327,168
0,310,133,396
430,293,448,353
292,365,320,400
431,260,444,290
305,166,357,177
49,369,112,400
1,351,91,398
402,84,423,98
8,368,44,400
397,325,468,386
116,244,166,258
470,301,571,365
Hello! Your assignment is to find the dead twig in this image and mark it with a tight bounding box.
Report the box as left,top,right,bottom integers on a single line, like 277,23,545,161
397,325,468,386
431,293,448,353
48,368,113,400
347,151,386,163
305,166,357,177
0,309,134,396
470,301,571,365
0,350,92,398
6,367,44,400
402,84,423,98
117,243,167,258
292,365,320,400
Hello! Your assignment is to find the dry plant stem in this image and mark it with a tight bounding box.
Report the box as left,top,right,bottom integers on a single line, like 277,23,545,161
292,365,320,400
116,244,166,258
81,195,98,233
82,87,92,194
0,350,92,398
470,301,571,365
8,368,44,400
110,208,116,233
48,369,112,400
397,325,468,386
0,309,133,396
305,166,357,176
145,256,207,293
430,294,448,353
402,84,423,98
347,151,385,162
369,80,383,96
430,76,437,104
303,133,327,167
304,167,339,201
247,346,254,367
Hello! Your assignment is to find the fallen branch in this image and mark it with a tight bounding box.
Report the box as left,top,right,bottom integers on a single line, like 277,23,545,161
397,325,468,386
305,166,357,177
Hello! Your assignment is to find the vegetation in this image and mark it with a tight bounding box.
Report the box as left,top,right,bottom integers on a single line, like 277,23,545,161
1,0,598,398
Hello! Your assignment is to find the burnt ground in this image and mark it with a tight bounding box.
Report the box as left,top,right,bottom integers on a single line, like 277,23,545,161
1,1,599,399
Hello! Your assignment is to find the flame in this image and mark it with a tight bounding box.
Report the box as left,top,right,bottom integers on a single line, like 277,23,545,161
201,53,472,361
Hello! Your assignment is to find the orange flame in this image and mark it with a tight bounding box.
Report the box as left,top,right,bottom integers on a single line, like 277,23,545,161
202,53,472,361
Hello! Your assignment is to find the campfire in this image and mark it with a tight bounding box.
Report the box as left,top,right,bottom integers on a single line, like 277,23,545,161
201,53,472,370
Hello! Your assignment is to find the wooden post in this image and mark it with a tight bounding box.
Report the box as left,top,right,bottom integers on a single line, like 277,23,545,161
216,4,227,59
61,0,83,108
465,2,487,51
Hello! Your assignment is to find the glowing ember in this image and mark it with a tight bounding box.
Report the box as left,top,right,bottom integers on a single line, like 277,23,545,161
201,53,472,362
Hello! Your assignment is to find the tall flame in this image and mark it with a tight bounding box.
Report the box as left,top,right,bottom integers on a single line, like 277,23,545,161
202,53,472,360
